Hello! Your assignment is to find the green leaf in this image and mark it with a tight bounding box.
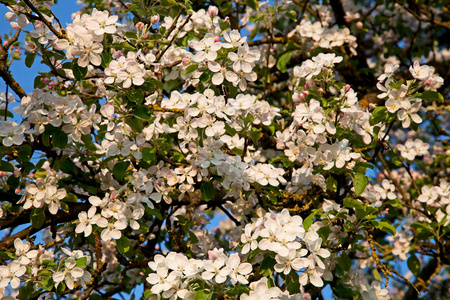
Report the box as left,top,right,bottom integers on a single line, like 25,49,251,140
133,105,152,120
125,117,143,133
249,127,262,146
276,51,294,73
343,198,365,211
39,276,53,291
143,290,154,299
285,270,300,295
259,256,276,276
56,280,66,295
246,0,258,10
195,290,215,300
127,89,144,104
286,10,297,21
75,257,87,268
303,212,315,231
19,282,35,300
201,181,215,202
116,236,130,254
407,254,420,276
373,220,396,235
148,33,163,40
72,63,88,80
25,52,36,68
0,251,16,260
183,64,198,75
369,106,387,126
0,161,14,172
112,161,130,181
52,129,68,149
142,147,157,164
388,79,402,90
337,254,352,272
161,0,179,7
101,52,113,68
417,90,444,103
351,174,367,197
218,19,230,31
30,207,46,229
227,285,251,297
326,176,337,192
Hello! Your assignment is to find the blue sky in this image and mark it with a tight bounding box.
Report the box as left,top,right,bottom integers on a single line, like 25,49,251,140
0,1,82,96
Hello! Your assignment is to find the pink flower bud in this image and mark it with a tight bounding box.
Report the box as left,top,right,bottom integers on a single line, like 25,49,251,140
208,250,218,260
224,16,230,22
28,173,35,179
151,15,160,24
303,84,309,89
5,12,16,22
135,22,144,30
182,58,190,65
41,77,50,84
214,35,220,42
356,21,363,29
0,171,4,177
208,6,219,17
141,34,148,39
344,84,351,92
15,188,20,194
318,88,324,93
302,91,309,96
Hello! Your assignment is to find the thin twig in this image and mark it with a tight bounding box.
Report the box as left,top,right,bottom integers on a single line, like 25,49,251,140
155,14,191,63
218,204,241,226
22,0,66,39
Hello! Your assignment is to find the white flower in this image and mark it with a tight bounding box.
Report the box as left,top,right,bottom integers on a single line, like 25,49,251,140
299,266,325,287
75,206,108,237
274,249,309,275
0,120,27,147
0,262,26,289
219,253,252,284
52,257,86,290
146,265,178,294
14,238,38,265
409,61,432,80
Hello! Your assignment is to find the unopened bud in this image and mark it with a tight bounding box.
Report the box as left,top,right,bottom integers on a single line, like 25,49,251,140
344,84,351,92
318,88,324,93
214,35,220,42
135,22,144,31
0,171,3,176
356,21,363,29
208,6,219,17
151,15,160,24
5,12,16,22
15,188,20,194
182,58,190,65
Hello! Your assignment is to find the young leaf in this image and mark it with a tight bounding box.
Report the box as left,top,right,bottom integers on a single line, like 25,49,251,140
116,236,130,254
112,161,130,181
351,174,367,197
200,181,215,202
